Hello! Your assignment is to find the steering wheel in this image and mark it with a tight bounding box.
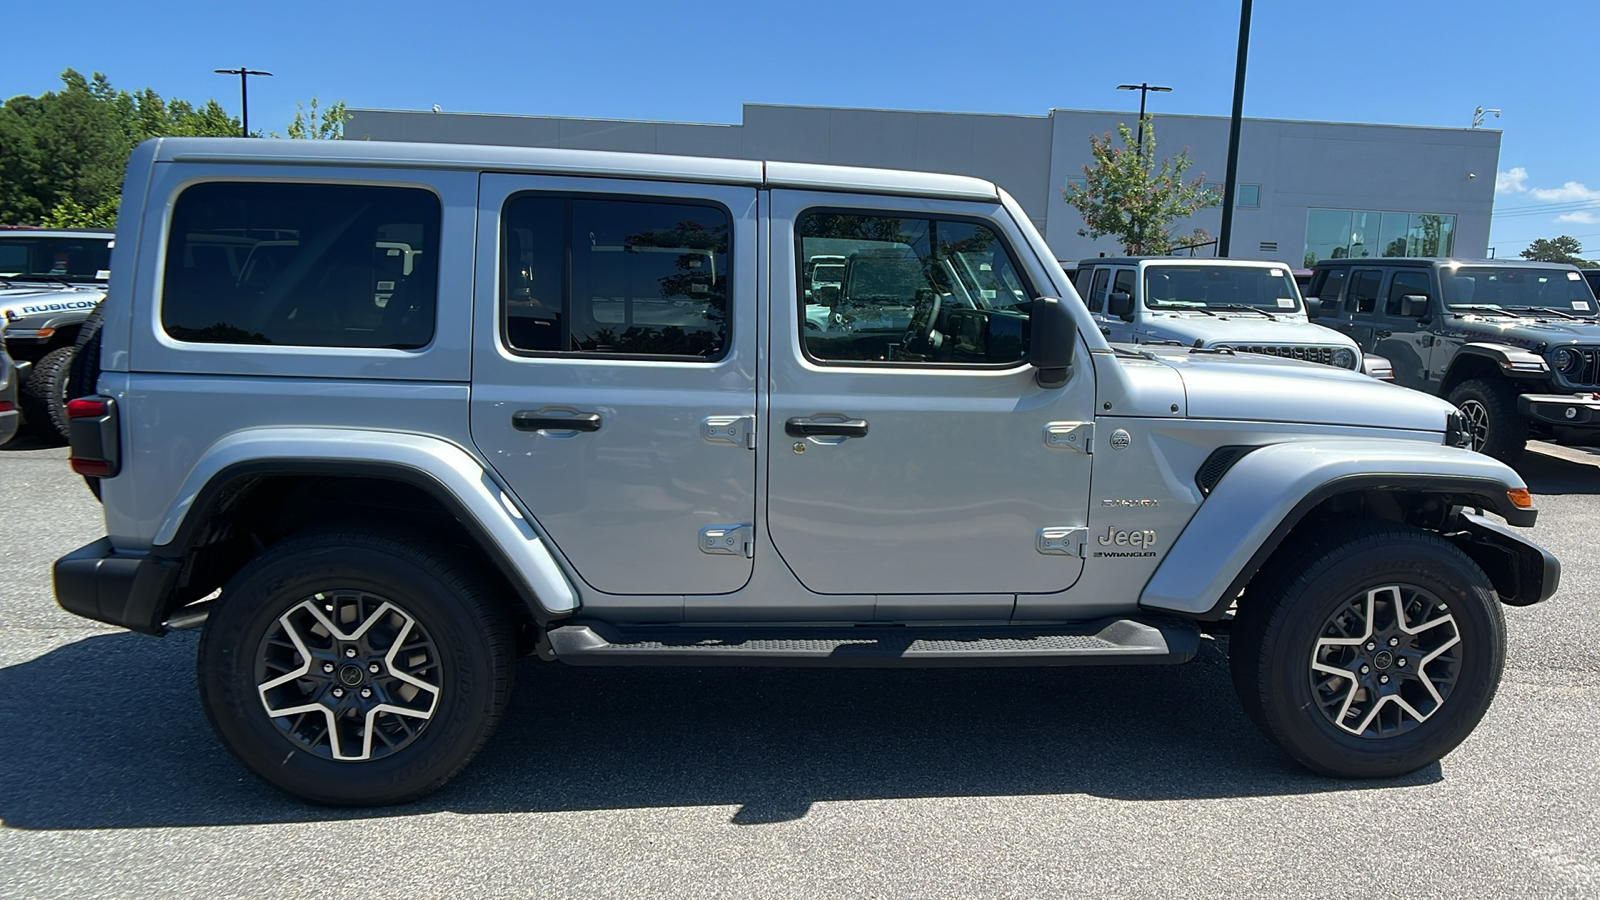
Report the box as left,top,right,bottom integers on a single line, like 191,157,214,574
903,290,943,354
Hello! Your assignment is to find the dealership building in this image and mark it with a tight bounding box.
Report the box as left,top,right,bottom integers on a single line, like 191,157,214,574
346,103,1501,268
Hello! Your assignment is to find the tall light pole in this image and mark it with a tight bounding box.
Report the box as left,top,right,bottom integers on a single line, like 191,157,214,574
1116,82,1172,157
214,66,273,137
1218,0,1252,257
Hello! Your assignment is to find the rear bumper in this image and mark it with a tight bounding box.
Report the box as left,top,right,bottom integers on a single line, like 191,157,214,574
54,538,180,634
1518,392,1600,429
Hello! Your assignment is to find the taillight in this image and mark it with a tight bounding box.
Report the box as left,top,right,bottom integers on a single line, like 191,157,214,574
0,400,14,413
67,395,120,478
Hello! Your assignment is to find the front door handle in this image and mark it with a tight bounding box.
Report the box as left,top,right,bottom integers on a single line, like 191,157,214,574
513,411,603,433
1375,329,1393,339
785,416,869,438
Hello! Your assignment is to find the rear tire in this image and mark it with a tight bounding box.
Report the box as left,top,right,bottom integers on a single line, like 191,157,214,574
198,526,516,806
1231,521,1504,778
68,305,105,499
19,345,74,444
1448,377,1526,463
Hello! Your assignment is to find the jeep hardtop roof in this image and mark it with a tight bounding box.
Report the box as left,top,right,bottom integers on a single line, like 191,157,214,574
145,137,1001,202
1078,257,1293,269
1311,257,1583,272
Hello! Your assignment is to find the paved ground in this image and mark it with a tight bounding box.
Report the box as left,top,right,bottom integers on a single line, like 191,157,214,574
1,438,1597,899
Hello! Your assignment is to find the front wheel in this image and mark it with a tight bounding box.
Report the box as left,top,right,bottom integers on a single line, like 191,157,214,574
198,526,515,805
1448,378,1526,462
1231,522,1505,778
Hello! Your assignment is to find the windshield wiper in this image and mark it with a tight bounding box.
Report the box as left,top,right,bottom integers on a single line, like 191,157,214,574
1450,305,1529,317
1208,304,1278,320
1503,306,1591,320
1152,305,1216,316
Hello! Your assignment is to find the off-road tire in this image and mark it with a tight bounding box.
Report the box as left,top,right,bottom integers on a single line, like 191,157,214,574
19,345,74,445
1231,521,1504,778
1448,377,1527,463
68,305,105,499
198,525,516,806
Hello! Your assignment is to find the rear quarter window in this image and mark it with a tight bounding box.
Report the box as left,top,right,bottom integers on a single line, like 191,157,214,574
160,182,441,349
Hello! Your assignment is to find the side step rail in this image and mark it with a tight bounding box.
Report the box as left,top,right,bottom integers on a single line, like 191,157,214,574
545,618,1198,668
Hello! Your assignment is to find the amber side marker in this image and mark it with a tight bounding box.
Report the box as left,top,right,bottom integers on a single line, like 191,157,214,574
1507,488,1533,509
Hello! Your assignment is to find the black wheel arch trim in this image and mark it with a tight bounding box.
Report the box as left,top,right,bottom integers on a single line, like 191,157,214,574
1446,343,1550,382
1161,472,1540,621
153,459,569,625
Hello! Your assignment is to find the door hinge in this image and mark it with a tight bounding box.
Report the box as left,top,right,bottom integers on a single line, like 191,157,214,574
700,524,754,558
703,415,756,450
1044,422,1093,454
1037,526,1088,558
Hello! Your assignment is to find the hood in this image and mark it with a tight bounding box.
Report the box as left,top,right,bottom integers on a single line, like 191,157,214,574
1139,312,1358,349
0,286,104,326
1141,346,1456,432
1440,312,1600,349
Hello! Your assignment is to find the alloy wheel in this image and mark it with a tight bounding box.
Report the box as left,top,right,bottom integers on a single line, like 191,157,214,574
1456,399,1490,452
1308,584,1461,738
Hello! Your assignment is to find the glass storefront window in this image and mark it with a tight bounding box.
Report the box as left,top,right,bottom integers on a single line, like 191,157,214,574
1304,209,1352,267
1304,209,1456,266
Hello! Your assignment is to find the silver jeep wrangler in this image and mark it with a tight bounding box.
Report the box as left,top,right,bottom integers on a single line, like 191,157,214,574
56,138,1558,806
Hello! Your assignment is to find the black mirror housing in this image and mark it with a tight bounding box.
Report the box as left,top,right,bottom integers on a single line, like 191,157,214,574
1401,294,1430,318
1304,296,1322,318
1028,297,1077,388
1107,290,1134,320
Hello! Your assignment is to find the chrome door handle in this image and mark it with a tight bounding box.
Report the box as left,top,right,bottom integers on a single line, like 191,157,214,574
785,417,869,438
512,411,602,433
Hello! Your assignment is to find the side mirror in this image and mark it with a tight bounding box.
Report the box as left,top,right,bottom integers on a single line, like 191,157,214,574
1400,294,1430,318
1304,296,1322,318
1028,297,1077,389
1107,290,1134,320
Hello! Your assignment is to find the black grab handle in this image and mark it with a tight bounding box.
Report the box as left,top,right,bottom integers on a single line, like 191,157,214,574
512,411,603,433
785,417,869,438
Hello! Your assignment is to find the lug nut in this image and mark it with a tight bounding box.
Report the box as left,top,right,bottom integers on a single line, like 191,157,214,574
1388,637,1399,647
360,688,372,698
322,663,335,674
331,687,344,698
368,663,381,674
345,647,358,658
1397,658,1408,667
1360,665,1370,674
1379,675,1390,685
1365,642,1376,651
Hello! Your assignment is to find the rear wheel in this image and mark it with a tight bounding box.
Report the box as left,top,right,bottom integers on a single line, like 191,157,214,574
69,305,105,499
198,526,515,805
19,345,74,444
1448,377,1526,463
1231,522,1504,778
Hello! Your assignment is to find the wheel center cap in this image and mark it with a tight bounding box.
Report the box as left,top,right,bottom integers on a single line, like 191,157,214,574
337,664,366,687
1373,650,1394,671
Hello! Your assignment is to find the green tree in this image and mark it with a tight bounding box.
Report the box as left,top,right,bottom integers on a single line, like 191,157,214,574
1520,235,1597,268
1061,120,1219,255
0,69,241,226
275,97,348,140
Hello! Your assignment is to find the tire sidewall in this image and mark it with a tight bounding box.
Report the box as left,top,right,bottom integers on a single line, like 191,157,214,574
1449,378,1525,461
1256,537,1505,777
200,540,502,806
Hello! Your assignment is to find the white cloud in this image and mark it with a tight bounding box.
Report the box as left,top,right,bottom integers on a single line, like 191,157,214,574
1496,167,1528,194
1529,181,1600,203
1555,211,1600,224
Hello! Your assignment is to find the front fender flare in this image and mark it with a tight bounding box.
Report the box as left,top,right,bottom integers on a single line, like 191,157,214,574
1139,439,1532,619
153,427,578,617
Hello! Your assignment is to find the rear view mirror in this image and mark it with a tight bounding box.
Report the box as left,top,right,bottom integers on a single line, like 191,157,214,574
1028,297,1077,389
1304,296,1322,318
1400,294,1430,318
1107,290,1134,320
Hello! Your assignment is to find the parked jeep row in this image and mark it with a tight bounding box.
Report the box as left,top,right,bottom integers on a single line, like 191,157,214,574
1306,257,1600,461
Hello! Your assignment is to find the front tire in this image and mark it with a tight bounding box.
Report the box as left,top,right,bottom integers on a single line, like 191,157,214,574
1231,522,1505,778
1448,377,1526,462
198,526,515,806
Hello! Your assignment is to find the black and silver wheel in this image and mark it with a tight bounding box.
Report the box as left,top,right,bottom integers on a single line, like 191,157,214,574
1448,377,1526,463
199,526,515,805
1231,522,1505,778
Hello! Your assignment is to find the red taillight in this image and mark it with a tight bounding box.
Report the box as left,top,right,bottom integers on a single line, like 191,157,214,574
67,398,108,419
0,400,14,413
70,458,113,477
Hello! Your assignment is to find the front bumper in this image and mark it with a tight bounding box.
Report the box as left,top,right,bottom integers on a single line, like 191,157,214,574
1518,392,1600,428
54,538,180,634
1451,512,1560,606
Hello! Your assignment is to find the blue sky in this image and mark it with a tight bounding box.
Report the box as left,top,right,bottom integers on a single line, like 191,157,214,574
4,0,1594,256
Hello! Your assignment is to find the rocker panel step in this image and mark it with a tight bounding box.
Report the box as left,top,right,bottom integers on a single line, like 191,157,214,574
545,617,1198,667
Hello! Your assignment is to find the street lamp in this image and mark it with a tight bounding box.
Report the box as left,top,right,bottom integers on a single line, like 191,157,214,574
1116,83,1172,156
213,66,273,137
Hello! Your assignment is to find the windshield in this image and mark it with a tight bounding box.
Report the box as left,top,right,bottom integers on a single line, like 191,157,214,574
1143,264,1300,311
1442,266,1596,313
0,235,112,284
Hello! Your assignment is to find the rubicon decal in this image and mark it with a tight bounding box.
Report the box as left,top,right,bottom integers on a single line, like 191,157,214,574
1094,526,1158,558
2,298,100,318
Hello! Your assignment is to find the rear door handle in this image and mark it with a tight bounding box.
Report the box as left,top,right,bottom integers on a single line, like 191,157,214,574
785,416,869,438
1375,329,1393,339
513,411,603,433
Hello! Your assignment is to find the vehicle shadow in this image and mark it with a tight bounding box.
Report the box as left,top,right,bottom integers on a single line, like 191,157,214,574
1516,447,1600,496
0,631,1438,831
0,434,59,452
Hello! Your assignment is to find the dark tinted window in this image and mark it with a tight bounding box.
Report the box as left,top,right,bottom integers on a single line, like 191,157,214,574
1112,269,1136,297
1308,268,1347,308
0,235,112,284
1348,269,1382,315
162,182,440,349
502,196,729,359
798,212,1031,365
1443,266,1596,312
1385,271,1431,316
1088,268,1109,312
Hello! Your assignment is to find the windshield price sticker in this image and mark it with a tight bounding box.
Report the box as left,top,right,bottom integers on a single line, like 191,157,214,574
1269,268,1283,277
1569,272,1583,281
1576,301,1592,310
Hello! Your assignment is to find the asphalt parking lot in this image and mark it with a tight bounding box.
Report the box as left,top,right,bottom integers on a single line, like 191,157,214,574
1,438,1598,899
